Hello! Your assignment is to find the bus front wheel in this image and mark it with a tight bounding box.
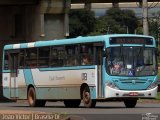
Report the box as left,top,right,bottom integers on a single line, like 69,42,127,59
82,86,96,108
28,87,46,107
124,99,137,108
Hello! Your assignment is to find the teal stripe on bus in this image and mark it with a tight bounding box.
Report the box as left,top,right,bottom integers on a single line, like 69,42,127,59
4,45,13,50
20,43,28,48
2,70,11,73
39,65,96,71
3,34,156,50
23,69,35,85
34,36,105,47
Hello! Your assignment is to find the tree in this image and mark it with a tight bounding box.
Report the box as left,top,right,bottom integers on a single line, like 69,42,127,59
91,8,139,35
149,11,160,40
69,8,139,36
69,9,96,38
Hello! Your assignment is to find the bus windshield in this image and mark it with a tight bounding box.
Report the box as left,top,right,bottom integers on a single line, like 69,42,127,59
106,47,157,76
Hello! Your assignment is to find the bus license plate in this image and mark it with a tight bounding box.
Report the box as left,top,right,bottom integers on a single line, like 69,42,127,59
129,92,139,96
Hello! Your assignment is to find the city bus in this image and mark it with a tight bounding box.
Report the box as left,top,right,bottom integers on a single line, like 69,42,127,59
2,34,158,108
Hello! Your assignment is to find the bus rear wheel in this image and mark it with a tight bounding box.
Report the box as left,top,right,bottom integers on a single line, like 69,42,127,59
124,99,137,108
28,87,46,107
64,100,81,108
82,86,96,108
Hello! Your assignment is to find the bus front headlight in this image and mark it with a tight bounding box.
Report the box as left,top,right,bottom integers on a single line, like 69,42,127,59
147,81,158,90
106,81,119,90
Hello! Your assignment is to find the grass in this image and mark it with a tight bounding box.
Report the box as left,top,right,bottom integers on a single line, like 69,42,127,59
158,70,160,80
156,92,160,100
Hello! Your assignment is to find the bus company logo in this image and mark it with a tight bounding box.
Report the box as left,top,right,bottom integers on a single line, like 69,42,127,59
142,113,158,120
82,73,87,80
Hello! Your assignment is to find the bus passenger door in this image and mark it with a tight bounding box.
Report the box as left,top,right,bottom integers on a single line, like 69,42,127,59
10,53,19,98
94,43,104,98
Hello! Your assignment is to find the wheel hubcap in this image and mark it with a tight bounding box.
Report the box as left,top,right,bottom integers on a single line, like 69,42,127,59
83,92,90,104
29,91,34,104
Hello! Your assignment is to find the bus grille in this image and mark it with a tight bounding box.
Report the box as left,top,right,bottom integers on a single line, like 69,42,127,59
115,78,150,90
120,79,147,85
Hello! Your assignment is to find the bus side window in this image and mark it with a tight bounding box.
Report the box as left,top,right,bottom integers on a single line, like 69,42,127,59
38,47,50,67
50,46,66,67
80,44,94,65
50,48,58,67
19,50,25,69
65,45,79,66
4,52,9,70
25,48,37,68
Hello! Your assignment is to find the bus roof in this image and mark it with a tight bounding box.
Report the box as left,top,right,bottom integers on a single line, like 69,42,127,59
3,34,155,50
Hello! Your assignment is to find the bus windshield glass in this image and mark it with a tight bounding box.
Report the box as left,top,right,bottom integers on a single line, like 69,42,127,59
106,47,157,76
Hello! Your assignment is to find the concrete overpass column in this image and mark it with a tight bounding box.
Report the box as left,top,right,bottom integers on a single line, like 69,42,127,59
85,0,91,10
39,0,71,40
142,0,149,35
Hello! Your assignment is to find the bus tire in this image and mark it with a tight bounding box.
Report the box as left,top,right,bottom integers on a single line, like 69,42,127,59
82,86,96,108
124,99,137,108
64,100,81,108
27,87,46,107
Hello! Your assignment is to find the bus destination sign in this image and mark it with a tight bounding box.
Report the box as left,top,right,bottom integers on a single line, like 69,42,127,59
109,37,153,45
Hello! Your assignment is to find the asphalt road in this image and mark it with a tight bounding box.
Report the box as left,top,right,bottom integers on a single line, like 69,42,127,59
0,101,159,120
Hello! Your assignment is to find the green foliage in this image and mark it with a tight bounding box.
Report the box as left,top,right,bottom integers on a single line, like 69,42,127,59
149,11,160,40
156,92,160,100
69,8,160,37
90,8,139,35
103,8,138,34
69,8,140,37
69,9,96,38
93,16,126,34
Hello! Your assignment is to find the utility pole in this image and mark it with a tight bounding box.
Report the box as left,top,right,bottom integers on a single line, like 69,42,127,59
126,26,129,34
142,0,149,35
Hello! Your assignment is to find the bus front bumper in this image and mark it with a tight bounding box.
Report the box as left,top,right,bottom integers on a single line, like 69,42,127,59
104,86,158,99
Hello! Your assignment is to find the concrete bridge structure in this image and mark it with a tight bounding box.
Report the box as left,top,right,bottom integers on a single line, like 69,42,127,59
0,0,159,43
